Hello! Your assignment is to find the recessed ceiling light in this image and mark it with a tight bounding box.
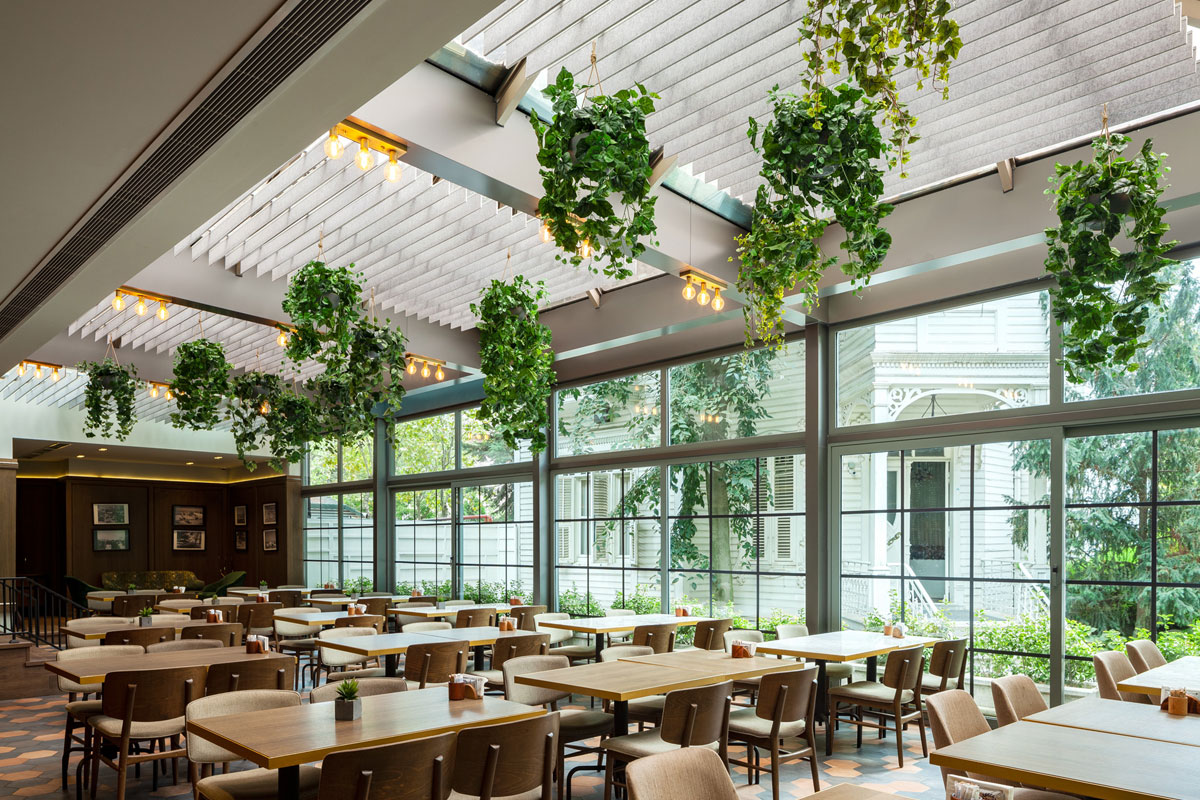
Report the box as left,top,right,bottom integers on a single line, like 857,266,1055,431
185,461,194,466
97,447,108,452
75,454,85,459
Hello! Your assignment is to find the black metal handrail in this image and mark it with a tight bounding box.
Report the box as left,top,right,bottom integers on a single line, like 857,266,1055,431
0,576,92,650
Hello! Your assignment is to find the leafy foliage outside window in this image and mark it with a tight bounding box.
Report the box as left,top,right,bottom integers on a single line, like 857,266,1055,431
169,339,230,431
80,358,138,440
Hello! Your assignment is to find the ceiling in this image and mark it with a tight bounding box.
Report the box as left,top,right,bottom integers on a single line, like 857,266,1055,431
13,437,244,467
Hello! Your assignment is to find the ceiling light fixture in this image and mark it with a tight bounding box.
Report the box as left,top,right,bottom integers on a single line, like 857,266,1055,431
540,222,551,243
157,301,169,321
214,456,223,460
405,353,446,382
165,388,173,401
355,137,375,171
326,119,408,180
421,361,430,379
76,454,85,459
135,297,147,316
682,275,697,301
33,365,42,378
14,359,63,379
112,291,125,312
384,150,402,182
324,128,345,159
259,399,270,415
185,461,194,466
678,268,728,315
435,364,445,381
113,287,171,323
52,367,60,382
277,330,288,348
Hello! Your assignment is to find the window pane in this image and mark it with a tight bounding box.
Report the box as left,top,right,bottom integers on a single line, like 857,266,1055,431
1066,432,1152,504
461,407,531,467
1067,506,1151,582
340,435,373,482
1158,504,1200,585
393,412,456,475
668,346,804,444
841,513,900,575
305,439,338,485
841,577,901,630
555,371,660,457
1067,582,1150,640
1157,427,1200,501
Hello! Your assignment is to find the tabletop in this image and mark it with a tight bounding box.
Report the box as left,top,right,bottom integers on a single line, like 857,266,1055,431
154,600,217,612
273,610,350,627
316,631,457,657
535,614,712,634
64,617,214,640
1116,656,1200,697
806,786,902,800
424,627,544,647
515,659,721,702
930,720,1195,800
388,604,512,619
186,686,544,768
229,587,312,597
309,595,408,607
618,649,806,681
1026,696,1200,748
45,648,293,685
757,630,939,662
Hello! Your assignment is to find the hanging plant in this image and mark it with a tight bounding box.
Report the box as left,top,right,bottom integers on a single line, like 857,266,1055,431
229,371,321,472
470,274,555,453
169,339,230,430
281,260,362,362
735,84,893,349
262,387,320,472
228,372,280,471
80,357,139,440
1044,126,1176,384
530,63,659,281
798,0,962,171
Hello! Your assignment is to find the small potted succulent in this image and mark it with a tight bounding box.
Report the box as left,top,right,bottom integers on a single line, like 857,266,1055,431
334,679,362,721
126,582,137,595
137,607,155,627
259,579,269,590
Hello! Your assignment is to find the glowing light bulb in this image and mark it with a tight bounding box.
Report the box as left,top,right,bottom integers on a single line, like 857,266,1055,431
421,361,430,379
355,138,374,171
407,359,417,375
324,128,344,159
697,282,711,306
277,330,288,347
135,297,147,316
384,150,402,182
112,291,124,312
52,367,60,382
714,414,722,423
578,239,592,259
16,363,24,377
165,388,173,401
156,301,169,321
711,288,725,312
150,384,159,398
259,399,270,415
682,276,696,300
435,365,444,381
34,365,42,378
540,222,551,243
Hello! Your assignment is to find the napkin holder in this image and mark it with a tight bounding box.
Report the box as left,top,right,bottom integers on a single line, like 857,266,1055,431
205,609,224,623
730,640,758,658
1160,687,1199,715
255,593,267,603
245,635,268,654
498,617,515,632
948,777,1014,800
509,597,522,606
892,622,907,639
449,674,485,700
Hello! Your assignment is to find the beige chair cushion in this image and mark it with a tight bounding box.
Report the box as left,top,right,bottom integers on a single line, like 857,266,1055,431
825,663,854,680
448,789,541,800
403,678,451,691
726,707,806,740
921,672,956,693
559,708,613,741
549,644,595,659
603,729,719,759
197,765,320,800
829,681,912,706
472,668,503,685
327,667,386,682
89,714,185,739
628,695,666,723
188,690,302,763
65,699,103,719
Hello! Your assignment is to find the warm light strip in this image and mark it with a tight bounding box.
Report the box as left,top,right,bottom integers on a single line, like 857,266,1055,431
14,359,64,380
678,267,728,291
404,352,446,381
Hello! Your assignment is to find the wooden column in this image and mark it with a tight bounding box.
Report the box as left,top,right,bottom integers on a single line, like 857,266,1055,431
0,459,16,576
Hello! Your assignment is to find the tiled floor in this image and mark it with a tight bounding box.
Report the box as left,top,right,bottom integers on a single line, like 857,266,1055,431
0,693,946,799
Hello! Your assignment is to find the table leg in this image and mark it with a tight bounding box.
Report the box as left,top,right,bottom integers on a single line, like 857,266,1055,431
594,634,604,662
278,765,299,800
866,655,878,682
384,654,398,678
820,660,833,756
612,700,628,735
474,645,485,671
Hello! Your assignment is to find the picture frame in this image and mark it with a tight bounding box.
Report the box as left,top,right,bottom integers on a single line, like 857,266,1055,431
262,502,277,525
172,505,205,527
234,505,247,526
92,503,129,525
92,528,129,551
234,530,248,551
262,528,278,551
173,529,206,551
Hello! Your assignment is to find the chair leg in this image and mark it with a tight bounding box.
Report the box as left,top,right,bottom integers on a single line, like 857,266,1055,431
603,755,615,800
917,709,929,756
855,708,863,749
88,733,101,800
116,746,129,800
808,734,821,792
769,741,780,800
62,713,74,790
893,706,904,768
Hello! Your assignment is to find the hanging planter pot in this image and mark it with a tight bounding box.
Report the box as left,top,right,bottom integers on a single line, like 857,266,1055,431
169,338,231,431
80,357,139,440
323,291,342,310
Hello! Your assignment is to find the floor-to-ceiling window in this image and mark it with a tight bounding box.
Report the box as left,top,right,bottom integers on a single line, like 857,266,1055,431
460,480,535,603
393,487,453,596
302,437,374,588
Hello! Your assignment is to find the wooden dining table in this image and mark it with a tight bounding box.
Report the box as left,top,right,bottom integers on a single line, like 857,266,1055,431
1026,695,1200,748
387,603,513,620
63,616,216,640
534,614,713,660
228,587,312,598
1116,655,1200,698
308,595,408,608
45,647,293,685
272,610,353,629
186,686,544,800
617,648,805,681
317,631,463,676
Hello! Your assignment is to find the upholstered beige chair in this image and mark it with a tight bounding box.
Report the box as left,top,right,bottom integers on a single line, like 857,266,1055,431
627,748,739,800
727,666,820,798
827,643,928,767
1127,639,1167,674
1094,651,1152,703
723,629,767,703
990,674,1047,726
145,639,223,653
392,603,436,629
543,612,595,662
403,620,453,632
471,633,549,689
55,645,142,790
67,617,134,648
599,645,661,728
309,677,408,703
314,626,383,684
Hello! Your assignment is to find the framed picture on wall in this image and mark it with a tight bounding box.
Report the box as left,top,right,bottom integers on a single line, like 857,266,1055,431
172,505,205,526
92,528,129,551
262,502,277,525
173,529,206,551
92,503,129,525
262,528,278,551
234,505,247,526
234,530,248,551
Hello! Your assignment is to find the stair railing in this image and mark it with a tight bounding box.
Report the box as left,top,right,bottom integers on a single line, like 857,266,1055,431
0,577,92,650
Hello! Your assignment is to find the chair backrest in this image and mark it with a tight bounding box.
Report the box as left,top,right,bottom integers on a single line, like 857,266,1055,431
102,665,207,722
310,588,346,596
1094,651,1152,703
451,713,559,800
268,590,303,607
190,604,240,621
774,623,809,640
359,597,392,617
405,621,453,633
310,677,409,703
317,732,457,800
502,655,570,706
404,641,469,687
660,681,732,747
103,626,175,648
187,689,300,764
882,645,925,696
509,605,548,632
632,623,676,653
989,674,1047,727
927,637,968,690
599,644,654,662
606,608,636,617
207,656,297,693
491,634,550,669
274,606,320,637
319,627,377,668
237,602,282,632
1126,639,1167,674
409,595,438,606
692,619,732,651
112,595,157,616
147,639,223,653
394,604,436,627
722,629,764,652
444,599,476,607
278,585,306,590
925,689,993,785
626,747,739,800
55,645,142,694
455,607,497,628
182,622,242,647
335,614,385,633
755,666,818,726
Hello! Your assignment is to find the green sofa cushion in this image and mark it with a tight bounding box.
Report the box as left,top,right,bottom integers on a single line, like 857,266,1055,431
101,570,203,590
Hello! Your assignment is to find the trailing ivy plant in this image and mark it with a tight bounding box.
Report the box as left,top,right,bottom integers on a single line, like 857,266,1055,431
80,358,139,440
169,339,231,430
1044,132,1176,384
307,320,408,439
281,260,363,363
470,275,555,453
229,371,322,473
798,0,962,171
530,66,659,281
262,386,320,472
735,84,893,349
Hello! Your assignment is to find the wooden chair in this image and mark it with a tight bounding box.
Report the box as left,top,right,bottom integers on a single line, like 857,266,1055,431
776,624,853,687
1127,639,1167,674
691,619,732,651
358,596,391,617
990,674,1047,727
631,623,675,654
182,622,243,647
393,604,436,629
727,666,820,798
55,645,142,791
451,713,560,800
315,628,383,685
922,637,968,695
146,639,223,653
267,589,303,607
605,608,636,646
543,612,595,663
309,677,408,703
86,665,207,800
187,689,320,800
510,605,548,631
599,646,661,729
207,657,297,694
315,732,456,800
444,599,477,607
455,607,497,628
237,602,282,637
408,595,438,606
111,595,156,617
473,633,549,689
404,621,453,632
404,640,469,689
602,681,732,800
274,606,320,685
335,614,385,633
723,630,766,703
626,748,739,800
103,627,174,649
1093,651,1152,703
189,604,240,621
827,643,928,767
503,654,614,800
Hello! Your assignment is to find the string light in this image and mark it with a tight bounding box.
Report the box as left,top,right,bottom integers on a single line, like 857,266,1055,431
324,128,344,159
407,359,417,375
34,365,42,379
384,150,402,182
52,367,60,382
165,388,173,401
14,359,63,380
421,361,431,379
277,330,288,348
16,363,24,377
355,138,374,171
112,288,172,323
259,399,270,415
578,239,592,259
150,384,159,398
406,352,445,381
112,291,125,312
